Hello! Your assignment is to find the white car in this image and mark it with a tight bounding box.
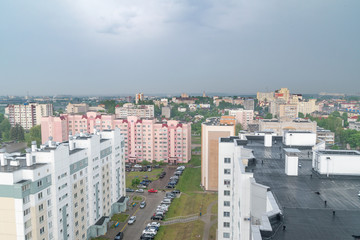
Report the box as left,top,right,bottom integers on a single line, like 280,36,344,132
147,222,161,228
128,216,136,225
142,228,157,235
136,189,144,193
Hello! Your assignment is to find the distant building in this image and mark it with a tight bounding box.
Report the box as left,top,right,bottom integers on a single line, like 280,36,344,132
178,107,187,112
243,99,255,111
115,103,154,118
0,129,126,240
201,117,235,191
259,119,317,135
228,109,254,130
135,93,144,104
5,103,53,130
297,99,319,115
181,93,189,98
257,92,274,102
66,103,89,114
349,122,360,131
278,103,298,120
41,114,191,163
316,127,335,145
274,87,290,102
161,106,171,118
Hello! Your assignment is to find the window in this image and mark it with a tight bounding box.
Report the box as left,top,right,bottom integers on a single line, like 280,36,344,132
38,192,43,200
23,195,30,204
224,211,230,217
224,180,230,185
224,190,230,196
39,215,44,223
224,169,231,174
223,222,230,228
37,180,43,187
39,204,44,211
24,219,31,229
40,227,45,235
25,232,32,240
224,201,230,207
224,157,231,163
24,208,31,216
223,232,230,238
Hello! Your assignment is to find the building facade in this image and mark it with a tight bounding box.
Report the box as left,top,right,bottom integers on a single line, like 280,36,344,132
66,103,89,114
259,119,317,135
135,93,144,104
217,137,281,240
228,109,254,130
201,117,235,191
0,129,126,240
115,104,154,119
5,103,53,130
41,113,191,163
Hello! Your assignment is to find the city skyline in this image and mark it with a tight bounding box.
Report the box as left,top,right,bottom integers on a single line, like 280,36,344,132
1,1,360,95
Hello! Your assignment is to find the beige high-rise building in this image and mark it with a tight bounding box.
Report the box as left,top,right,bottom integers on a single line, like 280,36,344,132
297,99,319,115
278,103,298,120
5,103,53,130
201,117,235,191
275,88,290,102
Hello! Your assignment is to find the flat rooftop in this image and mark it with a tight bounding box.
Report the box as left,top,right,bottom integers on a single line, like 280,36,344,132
318,150,360,156
244,140,360,240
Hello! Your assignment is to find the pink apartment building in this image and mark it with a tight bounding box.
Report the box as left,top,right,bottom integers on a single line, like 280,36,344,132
41,112,192,163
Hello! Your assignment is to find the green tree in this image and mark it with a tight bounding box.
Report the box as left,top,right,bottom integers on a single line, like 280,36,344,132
298,112,305,118
25,125,41,147
10,124,25,142
235,123,242,134
0,118,11,141
264,113,273,119
100,100,117,114
131,178,140,187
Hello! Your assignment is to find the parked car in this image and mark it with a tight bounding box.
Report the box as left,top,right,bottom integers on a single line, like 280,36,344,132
148,188,158,193
147,222,161,228
128,216,136,225
142,228,157,235
151,215,163,220
172,189,180,194
114,231,124,240
166,184,175,189
140,201,146,209
126,188,134,192
140,234,154,240
136,189,144,193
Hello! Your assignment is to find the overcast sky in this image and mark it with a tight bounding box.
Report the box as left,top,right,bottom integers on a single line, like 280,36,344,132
0,0,359,96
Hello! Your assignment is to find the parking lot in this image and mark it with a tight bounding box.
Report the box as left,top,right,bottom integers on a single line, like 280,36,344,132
104,165,181,240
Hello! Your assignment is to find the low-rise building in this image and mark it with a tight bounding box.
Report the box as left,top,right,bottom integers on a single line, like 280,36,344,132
259,119,317,135
228,109,254,130
316,127,335,145
115,103,154,119
349,121,360,131
66,103,89,114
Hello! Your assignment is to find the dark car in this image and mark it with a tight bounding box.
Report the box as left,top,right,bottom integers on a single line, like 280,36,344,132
166,184,175,189
114,232,124,240
126,188,134,192
151,215,163,220
140,234,154,240
172,189,180,194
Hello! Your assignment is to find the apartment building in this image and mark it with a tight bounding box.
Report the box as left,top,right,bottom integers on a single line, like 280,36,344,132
201,117,235,191
217,137,280,240
115,104,154,119
66,103,89,114
243,99,255,111
316,127,335,145
41,113,191,163
297,99,319,115
5,103,53,130
349,122,360,131
135,93,144,104
228,109,254,130
0,129,126,240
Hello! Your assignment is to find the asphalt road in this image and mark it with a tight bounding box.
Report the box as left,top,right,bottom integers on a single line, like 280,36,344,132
123,191,165,240
122,166,178,240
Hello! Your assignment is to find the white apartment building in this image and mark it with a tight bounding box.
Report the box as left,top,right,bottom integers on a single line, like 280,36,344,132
0,129,126,240
5,103,53,130
218,137,281,240
115,103,154,119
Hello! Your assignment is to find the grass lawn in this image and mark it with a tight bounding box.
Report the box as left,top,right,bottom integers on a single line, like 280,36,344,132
126,168,163,188
166,193,217,219
189,154,201,167
91,237,109,240
176,167,202,193
211,202,218,214
110,213,129,223
133,196,143,201
154,220,204,240
209,220,218,240
191,135,201,145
